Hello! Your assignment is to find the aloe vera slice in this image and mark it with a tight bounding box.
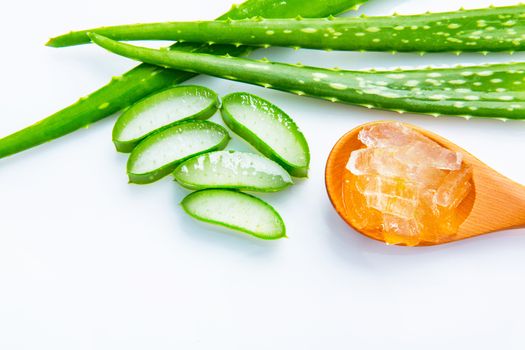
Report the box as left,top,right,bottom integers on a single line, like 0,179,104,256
112,85,219,152
220,93,310,177
127,120,229,184
181,189,286,240
173,150,293,192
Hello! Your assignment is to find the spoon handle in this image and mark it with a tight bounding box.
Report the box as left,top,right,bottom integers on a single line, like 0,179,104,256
458,167,525,237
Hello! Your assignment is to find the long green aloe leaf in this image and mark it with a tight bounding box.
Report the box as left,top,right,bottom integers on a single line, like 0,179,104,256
0,0,365,160
48,5,525,53
89,33,525,120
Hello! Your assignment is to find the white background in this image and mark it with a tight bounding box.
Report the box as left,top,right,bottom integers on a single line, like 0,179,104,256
1,0,525,349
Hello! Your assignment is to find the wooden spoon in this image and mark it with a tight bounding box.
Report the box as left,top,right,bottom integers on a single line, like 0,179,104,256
325,121,525,246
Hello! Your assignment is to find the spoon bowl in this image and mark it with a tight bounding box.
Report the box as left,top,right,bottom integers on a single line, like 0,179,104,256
325,121,525,246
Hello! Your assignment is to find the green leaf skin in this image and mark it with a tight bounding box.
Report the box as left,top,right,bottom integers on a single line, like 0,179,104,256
49,5,525,53
221,93,310,177
181,189,286,240
89,33,525,121
127,120,230,184
173,150,293,192
0,0,364,160
113,85,219,153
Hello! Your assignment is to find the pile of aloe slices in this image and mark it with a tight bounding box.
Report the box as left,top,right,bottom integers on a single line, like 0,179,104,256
114,85,309,240
7,0,524,241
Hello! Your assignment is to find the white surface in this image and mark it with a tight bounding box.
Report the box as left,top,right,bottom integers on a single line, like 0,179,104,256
1,0,525,349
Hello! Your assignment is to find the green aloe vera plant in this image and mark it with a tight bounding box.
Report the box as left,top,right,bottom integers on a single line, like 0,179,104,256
88,33,525,121
0,0,365,160
48,5,525,54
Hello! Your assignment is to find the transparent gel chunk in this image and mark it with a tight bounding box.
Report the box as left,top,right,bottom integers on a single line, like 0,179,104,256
359,123,462,170
343,171,383,239
382,214,421,247
396,141,462,171
358,122,432,148
358,176,419,219
435,165,473,208
412,168,448,189
347,148,407,177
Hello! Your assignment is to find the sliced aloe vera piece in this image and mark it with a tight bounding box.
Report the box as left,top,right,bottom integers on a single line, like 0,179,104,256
220,93,310,178
127,120,229,184
181,189,286,240
173,150,293,192
113,85,220,152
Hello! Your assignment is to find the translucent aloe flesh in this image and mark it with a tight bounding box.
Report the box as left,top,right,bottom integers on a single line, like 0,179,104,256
113,85,219,152
181,189,286,240
173,151,293,192
89,34,525,120
0,0,363,159
221,93,310,177
48,5,525,53
127,120,230,184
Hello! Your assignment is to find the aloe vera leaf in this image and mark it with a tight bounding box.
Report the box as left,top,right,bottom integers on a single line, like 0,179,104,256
0,0,363,160
49,5,525,53
173,150,293,191
220,93,310,177
113,85,219,153
181,189,286,240
127,120,230,184
89,33,525,121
